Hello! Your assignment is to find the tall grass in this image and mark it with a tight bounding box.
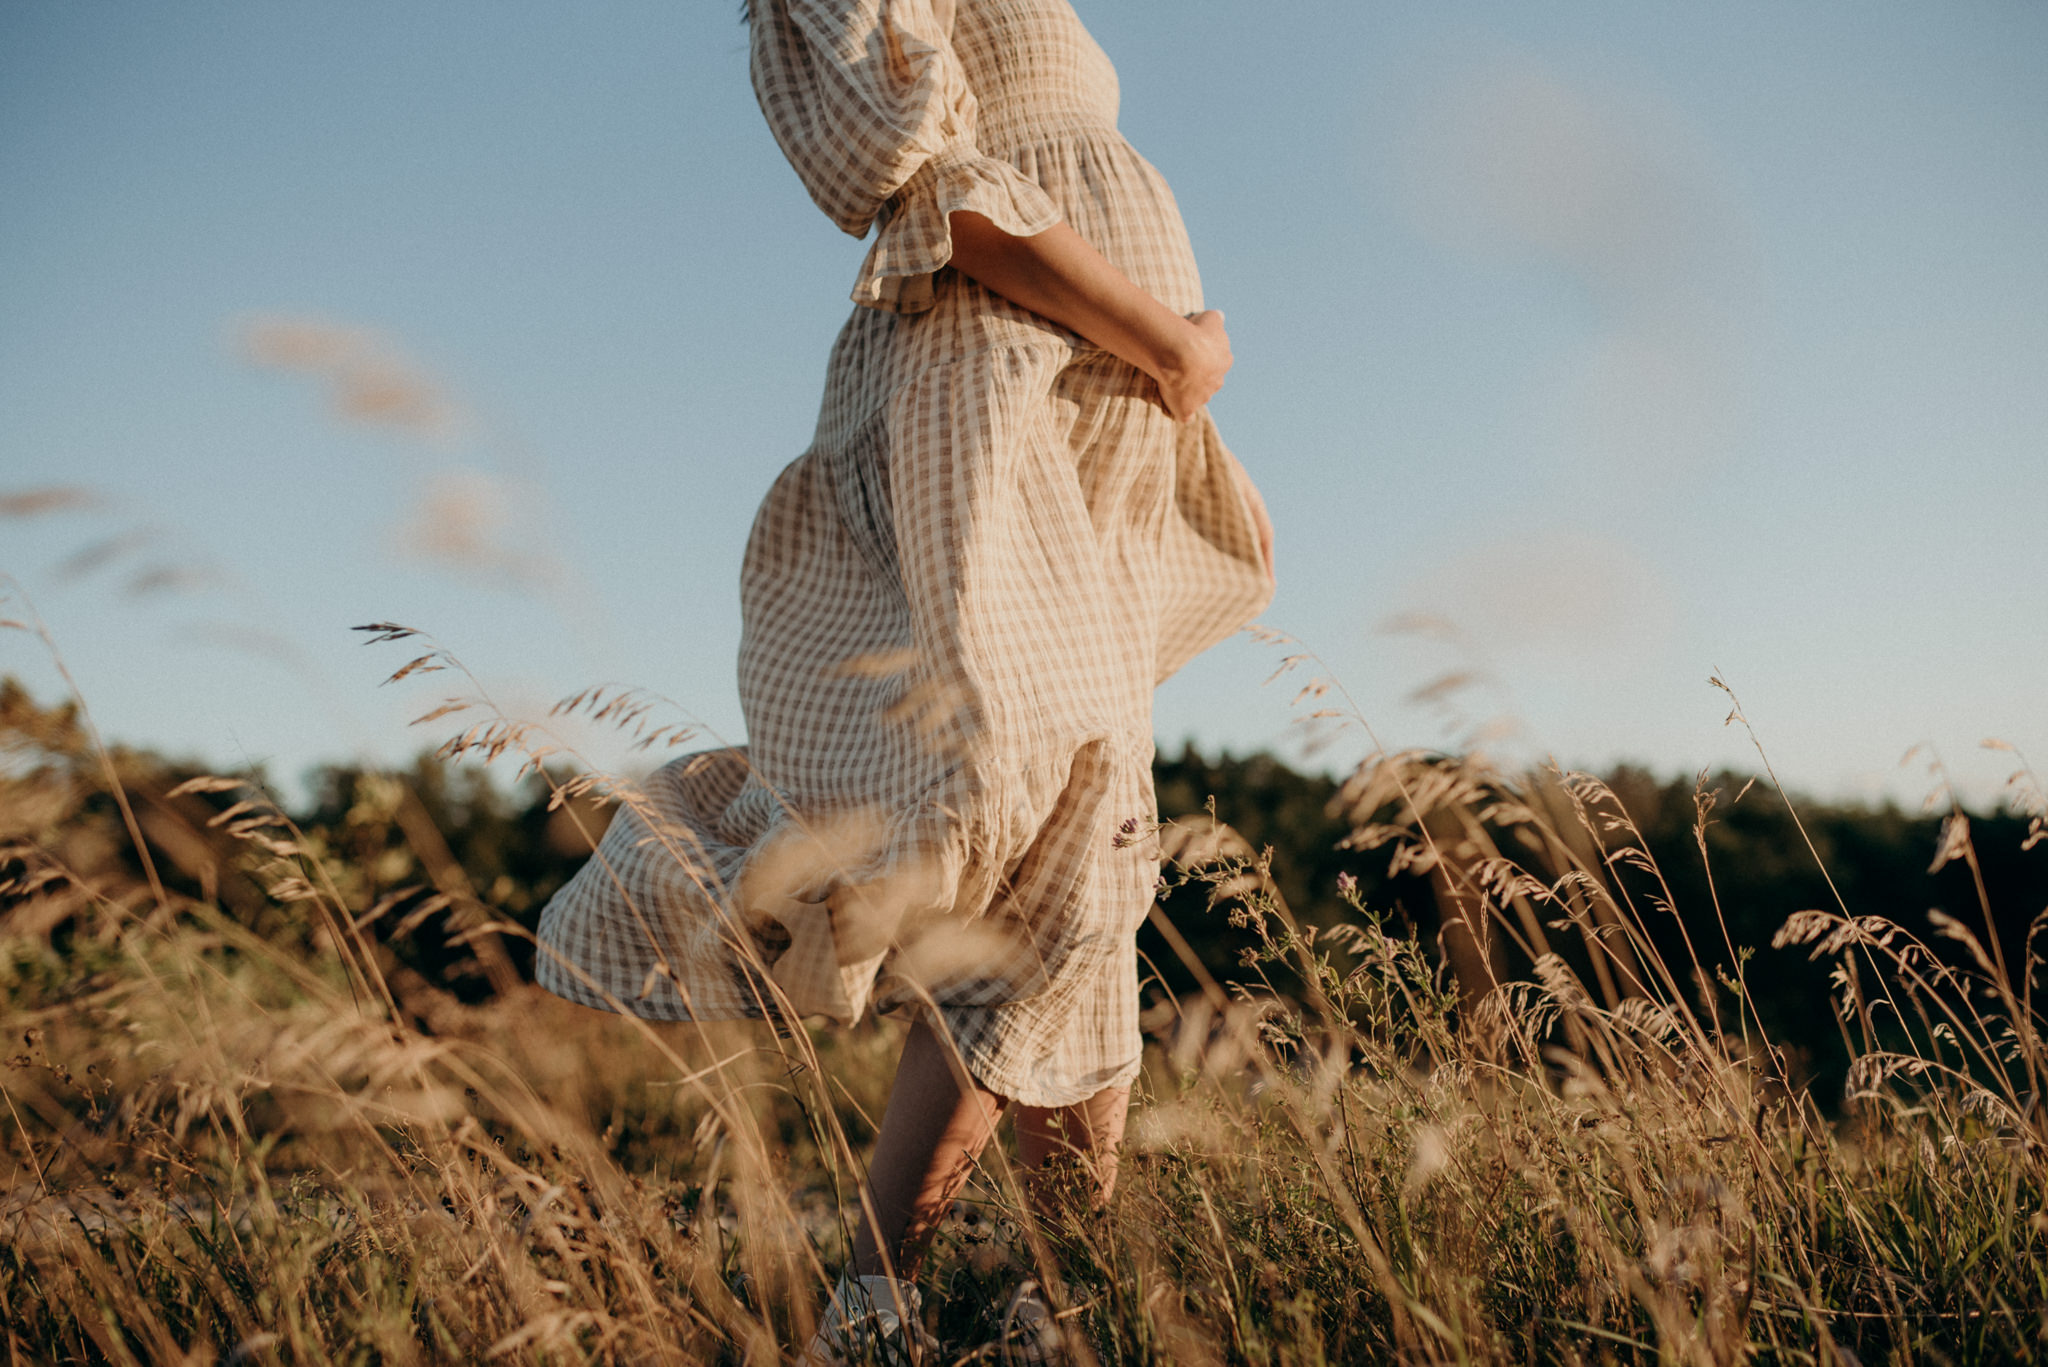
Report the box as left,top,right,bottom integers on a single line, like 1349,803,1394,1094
1,609,2044,1363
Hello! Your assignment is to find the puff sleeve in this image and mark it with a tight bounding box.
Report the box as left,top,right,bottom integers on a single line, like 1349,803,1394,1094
750,0,1064,313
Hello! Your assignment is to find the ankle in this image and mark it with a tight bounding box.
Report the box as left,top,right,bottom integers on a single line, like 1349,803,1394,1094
850,1237,920,1280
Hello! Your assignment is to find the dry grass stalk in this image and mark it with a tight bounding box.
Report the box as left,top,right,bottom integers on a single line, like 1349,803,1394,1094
0,616,2043,1362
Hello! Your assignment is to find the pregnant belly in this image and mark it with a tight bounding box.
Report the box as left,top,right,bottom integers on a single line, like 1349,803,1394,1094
1000,130,1206,317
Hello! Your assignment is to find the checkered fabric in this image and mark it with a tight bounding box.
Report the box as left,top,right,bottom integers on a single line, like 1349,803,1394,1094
536,0,1274,1107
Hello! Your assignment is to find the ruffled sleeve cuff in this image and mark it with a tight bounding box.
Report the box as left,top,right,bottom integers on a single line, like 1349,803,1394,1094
850,147,1063,314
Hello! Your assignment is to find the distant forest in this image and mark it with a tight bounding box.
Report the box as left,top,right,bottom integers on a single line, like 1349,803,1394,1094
6,678,2043,1109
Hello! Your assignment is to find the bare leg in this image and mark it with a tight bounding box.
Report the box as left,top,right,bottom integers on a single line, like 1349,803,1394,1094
851,1017,1007,1278
1014,1084,1130,1218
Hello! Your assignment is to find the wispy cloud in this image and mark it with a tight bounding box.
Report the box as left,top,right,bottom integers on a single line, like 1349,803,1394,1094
1391,530,1675,659
1397,48,1758,483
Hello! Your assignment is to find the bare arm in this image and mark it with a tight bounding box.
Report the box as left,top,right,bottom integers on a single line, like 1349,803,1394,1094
944,210,1231,422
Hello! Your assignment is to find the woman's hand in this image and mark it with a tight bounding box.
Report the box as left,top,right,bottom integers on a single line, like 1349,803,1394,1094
1153,310,1232,422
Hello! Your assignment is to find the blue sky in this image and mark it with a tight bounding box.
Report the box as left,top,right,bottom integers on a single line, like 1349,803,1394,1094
3,1,2044,809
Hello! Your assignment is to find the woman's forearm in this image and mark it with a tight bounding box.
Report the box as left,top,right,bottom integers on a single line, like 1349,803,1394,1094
946,213,1182,375
944,210,1230,420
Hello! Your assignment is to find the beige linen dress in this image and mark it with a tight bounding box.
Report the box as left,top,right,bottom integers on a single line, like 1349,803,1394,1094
536,0,1274,1107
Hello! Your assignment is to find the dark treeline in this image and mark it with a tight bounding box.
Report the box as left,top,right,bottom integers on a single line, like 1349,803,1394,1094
1150,747,2047,1104
6,679,2043,1107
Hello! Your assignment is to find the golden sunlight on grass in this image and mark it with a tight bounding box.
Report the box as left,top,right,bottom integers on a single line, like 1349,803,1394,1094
2,601,2044,1362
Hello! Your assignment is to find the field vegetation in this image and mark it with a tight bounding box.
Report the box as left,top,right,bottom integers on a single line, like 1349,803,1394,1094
2,629,2046,1363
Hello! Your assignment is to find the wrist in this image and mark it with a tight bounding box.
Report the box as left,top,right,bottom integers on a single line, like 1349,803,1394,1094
1135,312,1201,386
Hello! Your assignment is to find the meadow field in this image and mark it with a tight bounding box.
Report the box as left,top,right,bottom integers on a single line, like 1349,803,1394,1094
2,629,2046,1365
7,0,2046,1359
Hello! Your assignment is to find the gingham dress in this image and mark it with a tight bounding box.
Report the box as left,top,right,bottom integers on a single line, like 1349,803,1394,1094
536,0,1273,1107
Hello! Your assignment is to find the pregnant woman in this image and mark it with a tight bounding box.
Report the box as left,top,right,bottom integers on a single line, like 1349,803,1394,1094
537,0,1273,1353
